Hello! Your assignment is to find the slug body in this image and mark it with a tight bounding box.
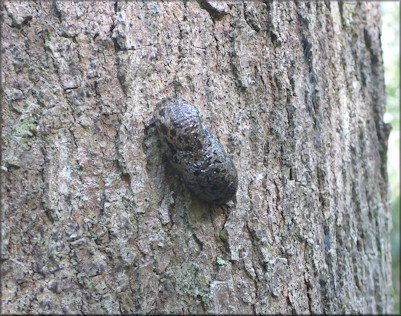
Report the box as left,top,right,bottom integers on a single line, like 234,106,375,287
154,98,238,204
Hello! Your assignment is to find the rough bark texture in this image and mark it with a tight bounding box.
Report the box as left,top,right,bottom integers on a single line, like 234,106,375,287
1,1,393,314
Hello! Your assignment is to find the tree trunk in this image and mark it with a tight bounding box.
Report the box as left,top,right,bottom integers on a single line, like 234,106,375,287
1,1,393,314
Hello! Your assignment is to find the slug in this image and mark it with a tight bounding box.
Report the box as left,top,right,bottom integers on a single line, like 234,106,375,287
154,98,238,204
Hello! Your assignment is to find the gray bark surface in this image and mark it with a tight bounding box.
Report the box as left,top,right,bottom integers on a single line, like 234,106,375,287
1,1,393,314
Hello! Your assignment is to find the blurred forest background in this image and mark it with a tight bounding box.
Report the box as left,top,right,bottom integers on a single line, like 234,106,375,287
381,2,400,314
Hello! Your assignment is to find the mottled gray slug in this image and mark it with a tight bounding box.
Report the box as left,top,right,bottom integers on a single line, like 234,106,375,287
154,98,238,204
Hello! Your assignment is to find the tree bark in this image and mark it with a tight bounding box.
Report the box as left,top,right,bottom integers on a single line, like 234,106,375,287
1,1,393,314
